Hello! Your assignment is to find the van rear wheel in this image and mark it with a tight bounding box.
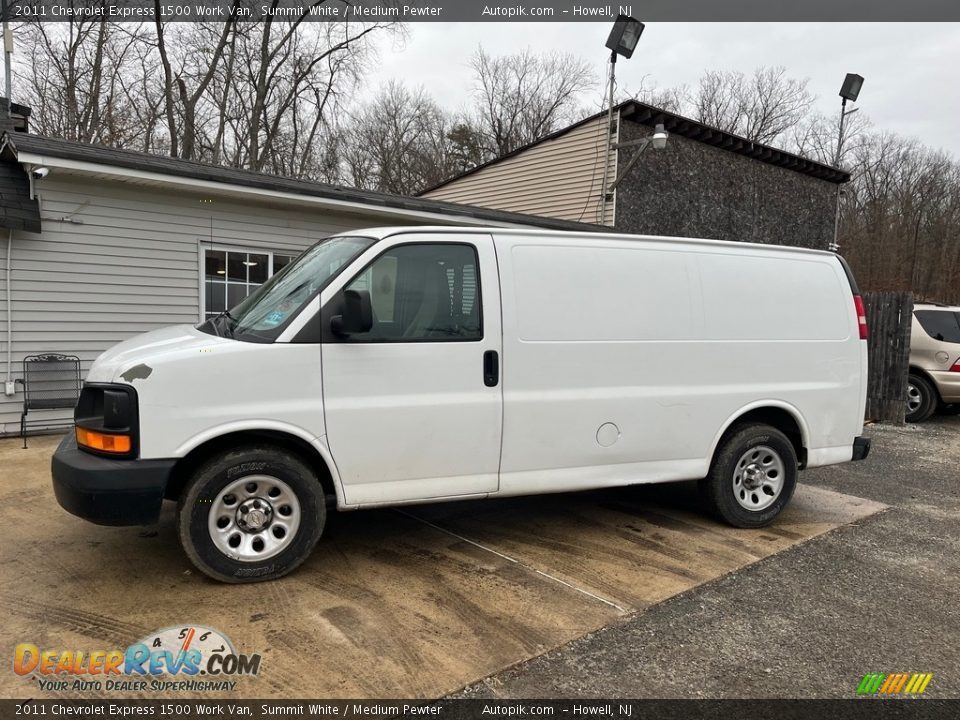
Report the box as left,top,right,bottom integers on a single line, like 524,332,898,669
700,423,797,528
177,445,325,583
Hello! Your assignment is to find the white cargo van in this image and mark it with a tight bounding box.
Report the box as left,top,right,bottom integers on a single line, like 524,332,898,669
52,227,870,582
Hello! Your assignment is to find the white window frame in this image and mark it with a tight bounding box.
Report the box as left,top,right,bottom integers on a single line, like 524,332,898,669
198,243,298,322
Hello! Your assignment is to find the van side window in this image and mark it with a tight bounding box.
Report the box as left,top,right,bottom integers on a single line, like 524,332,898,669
343,243,482,342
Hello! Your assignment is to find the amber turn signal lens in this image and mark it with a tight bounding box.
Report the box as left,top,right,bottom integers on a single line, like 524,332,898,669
76,426,132,454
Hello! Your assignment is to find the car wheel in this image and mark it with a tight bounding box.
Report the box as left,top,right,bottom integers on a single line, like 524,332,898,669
699,423,798,528
177,445,325,583
906,373,937,423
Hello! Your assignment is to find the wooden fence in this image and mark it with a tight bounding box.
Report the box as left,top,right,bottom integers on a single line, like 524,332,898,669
863,291,913,424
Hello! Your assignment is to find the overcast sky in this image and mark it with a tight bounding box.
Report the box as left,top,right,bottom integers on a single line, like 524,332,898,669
363,22,960,158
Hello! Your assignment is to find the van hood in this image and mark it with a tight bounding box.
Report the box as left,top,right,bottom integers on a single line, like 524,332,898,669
86,325,233,384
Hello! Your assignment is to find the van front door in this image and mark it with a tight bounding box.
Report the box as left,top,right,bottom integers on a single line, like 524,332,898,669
320,233,502,505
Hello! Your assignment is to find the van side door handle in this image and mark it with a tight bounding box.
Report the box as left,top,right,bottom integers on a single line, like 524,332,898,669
483,350,499,387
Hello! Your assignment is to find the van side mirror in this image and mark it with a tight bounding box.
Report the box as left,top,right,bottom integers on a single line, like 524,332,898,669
331,289,373,337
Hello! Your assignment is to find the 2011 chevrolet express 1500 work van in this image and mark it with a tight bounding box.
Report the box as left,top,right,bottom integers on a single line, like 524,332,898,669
52,227,871,582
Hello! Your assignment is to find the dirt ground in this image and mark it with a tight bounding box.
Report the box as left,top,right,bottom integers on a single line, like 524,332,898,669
0,433,887,700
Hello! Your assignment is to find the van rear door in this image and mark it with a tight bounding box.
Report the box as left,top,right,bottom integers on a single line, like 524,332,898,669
320,232,502,505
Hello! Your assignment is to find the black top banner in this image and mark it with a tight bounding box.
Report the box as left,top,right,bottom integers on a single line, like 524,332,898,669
2,0,959,22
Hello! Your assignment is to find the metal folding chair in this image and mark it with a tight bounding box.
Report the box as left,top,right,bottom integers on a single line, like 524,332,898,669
17,354,81,448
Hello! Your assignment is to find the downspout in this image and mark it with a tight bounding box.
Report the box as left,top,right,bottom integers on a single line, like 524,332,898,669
4,229,11,390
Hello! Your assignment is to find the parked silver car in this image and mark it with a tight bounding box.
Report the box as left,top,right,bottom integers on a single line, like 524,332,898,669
907,303,960,422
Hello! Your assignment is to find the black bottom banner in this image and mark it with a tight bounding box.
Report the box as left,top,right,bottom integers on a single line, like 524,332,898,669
2,699,958,720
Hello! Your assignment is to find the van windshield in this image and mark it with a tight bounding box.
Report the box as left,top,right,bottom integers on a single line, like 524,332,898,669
199,235,375,343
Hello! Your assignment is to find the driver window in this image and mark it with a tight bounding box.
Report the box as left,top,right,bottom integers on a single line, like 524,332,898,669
344,243,482,341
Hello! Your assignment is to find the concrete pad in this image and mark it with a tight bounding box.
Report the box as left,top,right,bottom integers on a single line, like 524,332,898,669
410,482,887,610
0,435,885,700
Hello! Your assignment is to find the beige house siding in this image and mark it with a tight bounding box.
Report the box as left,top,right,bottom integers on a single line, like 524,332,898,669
423,113,618,226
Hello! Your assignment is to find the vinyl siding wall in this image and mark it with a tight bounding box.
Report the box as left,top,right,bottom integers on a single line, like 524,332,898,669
0,174,413,435
423,113,618,226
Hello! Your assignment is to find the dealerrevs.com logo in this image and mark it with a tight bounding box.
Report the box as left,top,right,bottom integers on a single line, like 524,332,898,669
13,625,261,693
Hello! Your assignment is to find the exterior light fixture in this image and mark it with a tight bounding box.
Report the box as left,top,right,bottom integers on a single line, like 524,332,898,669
839,73,864,103
605,15,644,60
27,166,50,199
834,73,864,167
651,124,668,150
609,123,668,193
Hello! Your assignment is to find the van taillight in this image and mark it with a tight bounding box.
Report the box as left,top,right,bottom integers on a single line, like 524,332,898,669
951,360,960,373
853,295,868,340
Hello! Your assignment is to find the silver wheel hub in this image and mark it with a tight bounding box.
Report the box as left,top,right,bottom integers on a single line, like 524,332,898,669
208,475,301,562
237,499,273,531
907,383,922,413
733,445,785,512
743,463,766,489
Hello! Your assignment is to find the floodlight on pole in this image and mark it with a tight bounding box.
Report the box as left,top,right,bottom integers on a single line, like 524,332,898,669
599,15,645,225
829,72,865,253
605,15,645,59
839,73,864,103
834,73,864,168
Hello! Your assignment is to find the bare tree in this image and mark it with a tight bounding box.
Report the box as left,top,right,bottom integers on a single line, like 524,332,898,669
791,109,872,168
232,15,398,174
692,66,814,144
633,85,689,115
342,81,461,195
470,47,595,157
143,13,400,176
152,12,241,161
15,21,159,148
841,133,960,304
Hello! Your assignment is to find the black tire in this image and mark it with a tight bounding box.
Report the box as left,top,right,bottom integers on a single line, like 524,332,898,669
699,423,798,528
177,445,326,583
906,373,937,423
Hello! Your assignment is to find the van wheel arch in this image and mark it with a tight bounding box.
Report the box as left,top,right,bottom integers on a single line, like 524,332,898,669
700,422,798,527
714,407,807,470
165,431,338,505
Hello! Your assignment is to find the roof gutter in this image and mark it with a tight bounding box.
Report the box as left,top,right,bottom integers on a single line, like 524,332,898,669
12,151,533,229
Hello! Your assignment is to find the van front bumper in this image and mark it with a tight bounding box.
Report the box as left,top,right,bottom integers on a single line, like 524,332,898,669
51,434,174,526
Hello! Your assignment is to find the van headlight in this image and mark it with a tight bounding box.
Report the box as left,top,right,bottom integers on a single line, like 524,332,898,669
74,384,138,457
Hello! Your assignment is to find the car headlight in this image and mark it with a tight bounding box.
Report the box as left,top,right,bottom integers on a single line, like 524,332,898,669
74,383,138,457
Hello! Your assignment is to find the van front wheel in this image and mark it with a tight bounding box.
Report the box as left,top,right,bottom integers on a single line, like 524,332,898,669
700,424,797,528
177,446,326,583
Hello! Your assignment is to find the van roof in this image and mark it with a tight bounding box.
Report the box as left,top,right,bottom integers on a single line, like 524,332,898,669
360,226,841,259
